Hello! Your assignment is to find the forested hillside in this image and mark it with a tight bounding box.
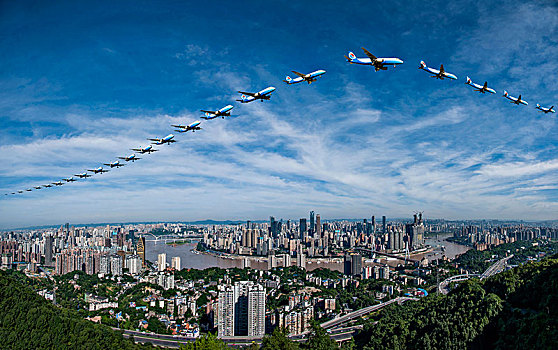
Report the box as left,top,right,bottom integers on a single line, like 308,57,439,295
0,270,152,350
354,256,558,350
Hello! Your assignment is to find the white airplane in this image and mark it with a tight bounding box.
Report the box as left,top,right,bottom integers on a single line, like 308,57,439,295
419,61,457,80
465,77,496,94
75,172,92,178
17,190,23,193
536,104,555,114
131,145,158,154
503,91,528,105
52,181,64,186
201,105,234,120
345,48,403,71
88,167,109,174
63,177,76,182
237,87,276,103
172,121,202,133
42,184,53,188
26,188,32,192
34,186,42,190
118,154,141,162
284,69,326,84
103,160,125,168
149,134,176,145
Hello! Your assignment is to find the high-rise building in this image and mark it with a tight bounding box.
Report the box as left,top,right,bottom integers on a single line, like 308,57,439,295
316,214,322,238
309,211,315,233
247,284,266,337
158,253,167,272
110,254,122,276
299,218,307,241
218,286,235,337
218,281,266,338
343,253,362,276
99,254,110,275
382,216,386,234
296,245,306,269
171,256,181,270
44,236,53,266
137,237,146,266
126,255,142,275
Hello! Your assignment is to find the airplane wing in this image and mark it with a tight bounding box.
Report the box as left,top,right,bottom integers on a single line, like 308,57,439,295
200,110,217,114
291,71,306,78
238,91,257,97
361,47,377,60
103,163,111,166
148,138,160,141
117,157,126,160
171,125,185,128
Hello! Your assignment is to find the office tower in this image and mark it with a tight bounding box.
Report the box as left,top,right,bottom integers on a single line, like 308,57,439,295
382,216,386,234
352,254,363,277
171,256,181,270
158,253,167,272
44,236,53,266
343,253,362,276
405,213,425,251
299,218,307,240
117,230,125,247
371,216,376,234
310,211,315,233
137,237,146,266
316,214,321,238
247,284,265,336
218,286,235,337
110,254,122,276
270,216,279,238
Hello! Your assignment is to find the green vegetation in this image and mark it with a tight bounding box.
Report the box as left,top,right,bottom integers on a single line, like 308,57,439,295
179,333,228,349
354,255,558,349
0,270,152,349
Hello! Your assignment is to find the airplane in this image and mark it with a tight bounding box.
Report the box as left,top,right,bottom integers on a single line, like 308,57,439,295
34,186,42,190
63,177,76,182
42,184,53,188
503,91,528,105
103,160,125,168
236,87,276,103
131,145,158,154
284,69,326,84
148,134,176,145
52,181,64,186
171,121,202,133
26,189,32,192
88,167,109,174
419,61,458,80
536,104,555,114
465,77,496,94
118,154,141,162
201,105,234,119
345,48,403,71
75,172,92,178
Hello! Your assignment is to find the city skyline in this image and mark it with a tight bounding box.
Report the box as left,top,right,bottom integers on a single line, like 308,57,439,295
1,0,558,228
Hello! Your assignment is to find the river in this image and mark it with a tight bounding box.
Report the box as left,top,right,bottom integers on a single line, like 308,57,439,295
145,233,469,272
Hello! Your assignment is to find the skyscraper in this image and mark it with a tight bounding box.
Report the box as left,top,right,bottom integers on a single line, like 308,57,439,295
343,253,363,276
218,281,266,338
299,218,307,241
171,256,181,270
309,211,315,233
382,216,386,234
44,236,53,266
137,236,146,266
316,214,321,238
158,253,166,272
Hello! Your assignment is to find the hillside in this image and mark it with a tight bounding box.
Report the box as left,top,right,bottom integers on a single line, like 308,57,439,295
0,270,152,350
354,255,558,349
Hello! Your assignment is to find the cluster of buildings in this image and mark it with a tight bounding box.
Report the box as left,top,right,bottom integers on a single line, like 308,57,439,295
452,223,558,250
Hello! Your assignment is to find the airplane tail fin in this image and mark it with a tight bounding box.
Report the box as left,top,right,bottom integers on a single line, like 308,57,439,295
419,61,426,69
503,90,508,97
536,103,541,108
465,76,471,84
284,76,292,83
439,64,445,73
347,51,356,61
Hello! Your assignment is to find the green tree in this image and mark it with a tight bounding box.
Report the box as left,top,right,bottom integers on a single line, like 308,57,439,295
179,333,228,350
261,327,299,350
303,321,338,350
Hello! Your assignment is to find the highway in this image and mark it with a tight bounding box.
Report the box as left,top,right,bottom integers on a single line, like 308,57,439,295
438,254,513,294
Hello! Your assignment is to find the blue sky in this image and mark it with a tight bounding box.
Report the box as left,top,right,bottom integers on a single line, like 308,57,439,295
1,0,557,228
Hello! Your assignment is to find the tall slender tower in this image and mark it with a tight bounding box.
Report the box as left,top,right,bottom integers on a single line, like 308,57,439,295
137,236,146,267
